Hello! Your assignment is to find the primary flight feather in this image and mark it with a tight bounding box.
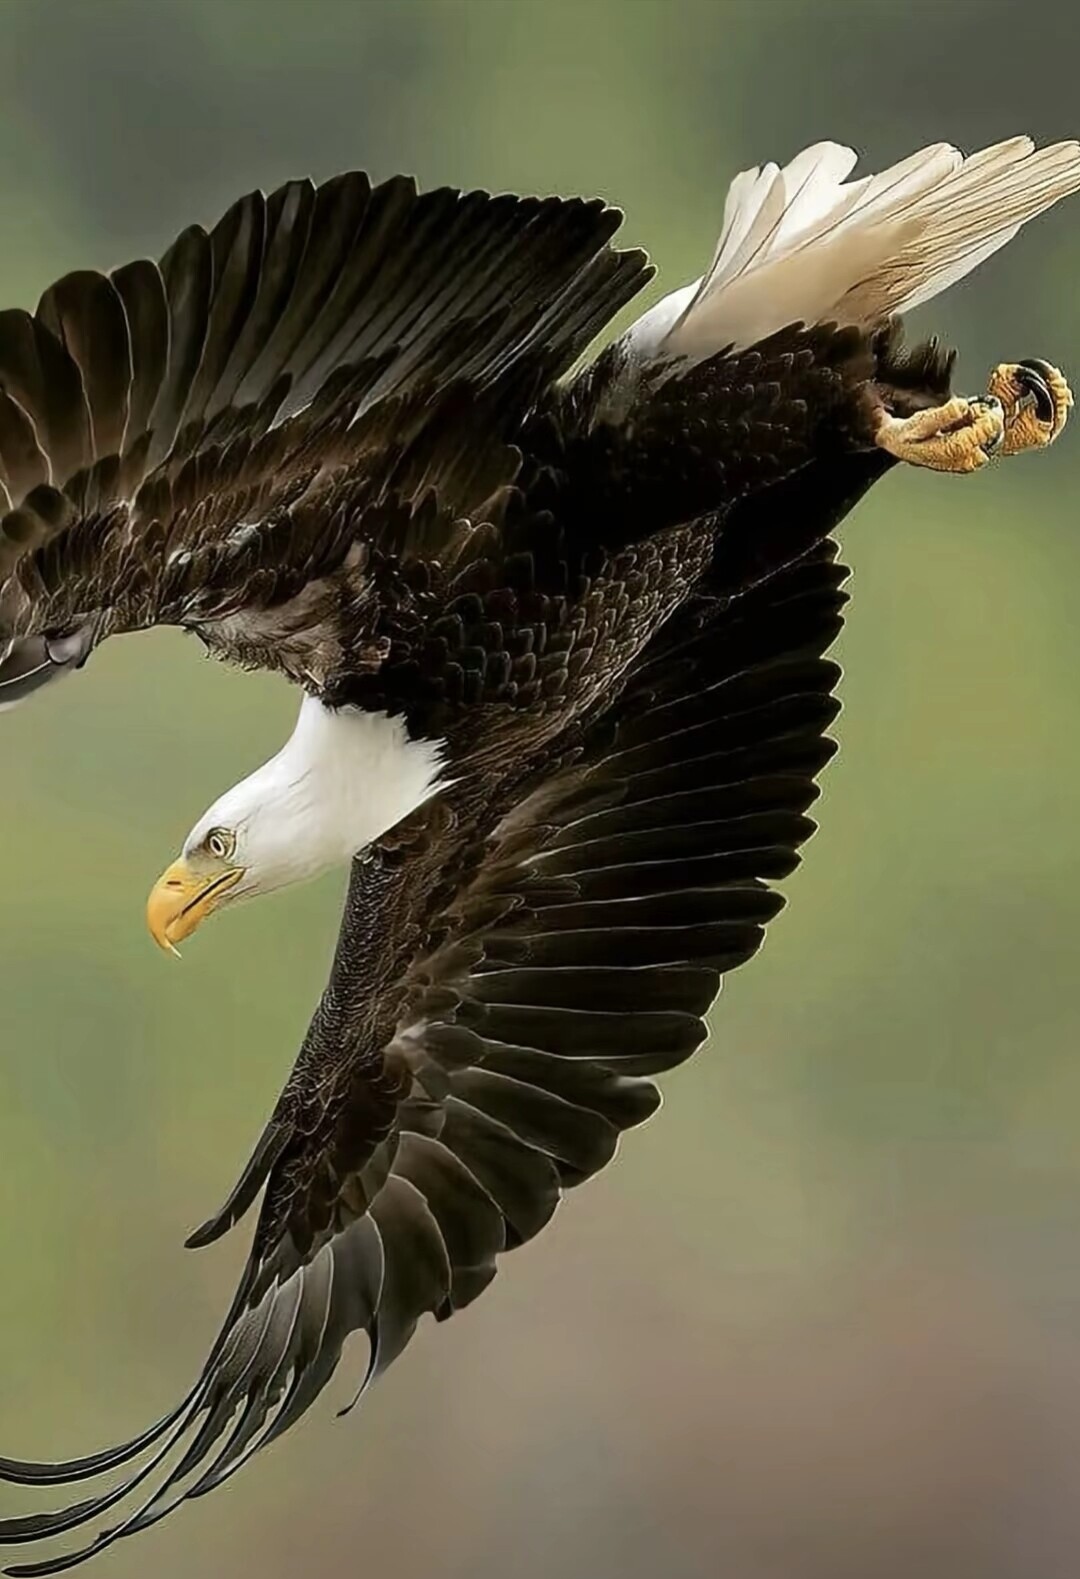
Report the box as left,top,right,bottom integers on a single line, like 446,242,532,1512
0,137,1077,1571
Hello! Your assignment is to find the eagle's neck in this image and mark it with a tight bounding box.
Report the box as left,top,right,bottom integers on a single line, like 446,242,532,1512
272,697,447,863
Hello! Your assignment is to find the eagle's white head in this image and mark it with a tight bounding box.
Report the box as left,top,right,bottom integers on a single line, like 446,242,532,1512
146,695,446,953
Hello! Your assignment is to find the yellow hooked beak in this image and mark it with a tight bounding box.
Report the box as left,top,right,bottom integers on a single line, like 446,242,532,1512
146,857,244,955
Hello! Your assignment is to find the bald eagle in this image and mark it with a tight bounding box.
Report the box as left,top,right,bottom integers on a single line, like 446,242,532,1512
0,136,1077,1571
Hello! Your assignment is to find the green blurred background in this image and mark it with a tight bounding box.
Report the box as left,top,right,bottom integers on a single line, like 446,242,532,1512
2,0,1080,1574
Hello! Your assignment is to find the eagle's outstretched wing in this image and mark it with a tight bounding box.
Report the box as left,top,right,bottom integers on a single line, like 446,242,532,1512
0,173,649,701
0,535,847,1573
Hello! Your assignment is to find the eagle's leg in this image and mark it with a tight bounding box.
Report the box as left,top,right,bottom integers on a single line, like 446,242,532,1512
873,359,1072,474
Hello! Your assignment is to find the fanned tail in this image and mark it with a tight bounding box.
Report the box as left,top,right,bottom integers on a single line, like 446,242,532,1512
626,136,1080,358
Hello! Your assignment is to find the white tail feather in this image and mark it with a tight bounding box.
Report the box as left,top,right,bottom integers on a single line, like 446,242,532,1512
626,137,1080,359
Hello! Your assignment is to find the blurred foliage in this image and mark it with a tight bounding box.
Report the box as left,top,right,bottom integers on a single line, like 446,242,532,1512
1,1,1080,1575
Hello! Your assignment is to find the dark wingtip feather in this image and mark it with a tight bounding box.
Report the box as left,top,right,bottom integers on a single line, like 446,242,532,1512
184,1122,288,1250
0,1410,174,1488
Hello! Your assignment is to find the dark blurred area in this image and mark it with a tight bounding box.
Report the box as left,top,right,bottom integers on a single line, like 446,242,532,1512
1,1,1080,1575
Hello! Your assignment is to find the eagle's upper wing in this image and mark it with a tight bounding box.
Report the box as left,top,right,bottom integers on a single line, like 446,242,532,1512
0,535,847,1573
0,174,648,700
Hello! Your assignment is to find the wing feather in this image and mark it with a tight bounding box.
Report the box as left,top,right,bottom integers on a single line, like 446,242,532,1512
35,272,132,464
144,224,213,469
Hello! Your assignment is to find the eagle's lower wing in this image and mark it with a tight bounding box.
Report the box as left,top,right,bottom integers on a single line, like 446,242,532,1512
0,538,847,1573
0,175,648,697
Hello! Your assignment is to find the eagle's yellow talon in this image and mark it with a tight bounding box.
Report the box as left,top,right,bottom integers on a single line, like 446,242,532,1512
986,360,1072,455
874,359,1072,474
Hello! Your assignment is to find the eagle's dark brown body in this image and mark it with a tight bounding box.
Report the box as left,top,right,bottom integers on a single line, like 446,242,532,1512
0,169,972,1571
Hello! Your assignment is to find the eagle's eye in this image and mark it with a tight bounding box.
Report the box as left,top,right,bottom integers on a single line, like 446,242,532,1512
206,829,233,861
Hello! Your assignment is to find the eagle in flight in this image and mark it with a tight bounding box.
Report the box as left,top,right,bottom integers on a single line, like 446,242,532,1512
0,136,1077,1571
